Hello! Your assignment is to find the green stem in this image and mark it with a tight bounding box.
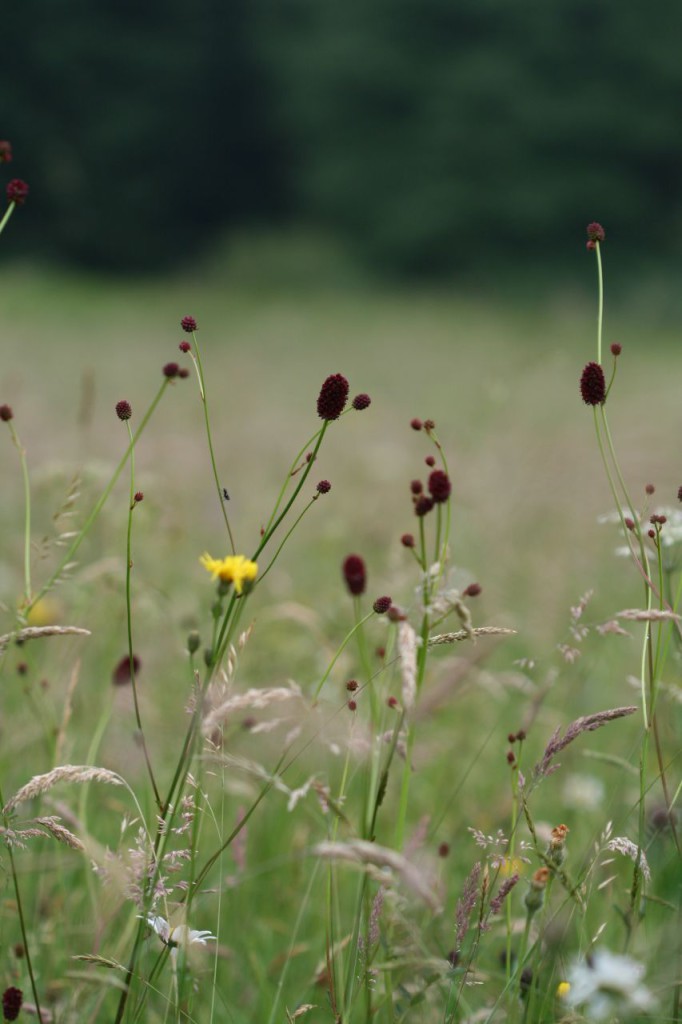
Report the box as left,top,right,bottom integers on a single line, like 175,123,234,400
313,610,375,700
124,422,161,809
595,241,604,364
0,201,16,236
190,337,236,554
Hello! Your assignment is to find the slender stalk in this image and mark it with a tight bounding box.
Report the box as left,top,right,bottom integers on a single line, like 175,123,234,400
595,241,604,364
0,201,17,236
189,335,236,554
124,422,161,809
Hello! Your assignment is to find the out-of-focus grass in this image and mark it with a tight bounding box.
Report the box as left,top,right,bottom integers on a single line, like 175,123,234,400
0,248,680,1020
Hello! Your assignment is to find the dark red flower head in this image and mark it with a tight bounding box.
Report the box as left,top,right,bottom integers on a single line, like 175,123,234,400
115,400,132,421
414,494,434,517
6,179,29,205
181,315,197,333
178,367,190,378
112,653,141,686
579,362,606,405
2,987,22,1022
352,393,371,410
163,362,180,379
586,222,605,243
401,533,415,548
0,404,13,422
316,479,331,494
678,485,682,503
317,373,349,420
645,483,655,495
179,340,191,353
342,554,366,596
0,141,12,163
373,595,392,614
610,342,622,356
410,479,423,495
428,469,451,503
134,491,144,503
410,417,422,431
425,455,435,467
463,582,482,597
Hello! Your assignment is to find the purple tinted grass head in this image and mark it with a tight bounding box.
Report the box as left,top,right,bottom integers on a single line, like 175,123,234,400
317,373,349,421
352,393,371,410
454,862,482,951
115,400,132,421
489,873,520,915
342,554,366,595
532,706,637,783
580,362,606,405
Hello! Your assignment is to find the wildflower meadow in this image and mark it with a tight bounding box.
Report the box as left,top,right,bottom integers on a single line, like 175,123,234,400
0,152,680,1024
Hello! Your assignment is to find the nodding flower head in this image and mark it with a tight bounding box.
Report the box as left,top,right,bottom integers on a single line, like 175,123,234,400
317,373,349,421
579,362,606,406
342,554,366,596
115,400,132,421
181,315,197,333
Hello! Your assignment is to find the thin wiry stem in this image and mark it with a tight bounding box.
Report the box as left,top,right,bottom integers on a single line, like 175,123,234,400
189,334,236,554
124,422,161,809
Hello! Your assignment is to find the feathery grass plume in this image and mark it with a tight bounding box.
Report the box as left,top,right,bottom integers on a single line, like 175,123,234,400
605,836,651,882
428,626,516,646
488,873,520,916
3,765,124,815
202,683,302,736
398,620,417,710
0,624,91,652
34,816,84,851
314,840,442,911
454,861,482,951
531,706,637,783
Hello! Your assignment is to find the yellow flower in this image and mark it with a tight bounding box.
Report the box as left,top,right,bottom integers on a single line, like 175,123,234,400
557,981,571,999
26,596,63,626
199,553,258,595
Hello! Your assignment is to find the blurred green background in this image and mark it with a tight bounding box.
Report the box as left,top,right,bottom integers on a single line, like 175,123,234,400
3,0,682,283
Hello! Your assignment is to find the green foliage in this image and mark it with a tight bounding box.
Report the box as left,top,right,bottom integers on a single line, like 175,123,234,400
4,0,682,274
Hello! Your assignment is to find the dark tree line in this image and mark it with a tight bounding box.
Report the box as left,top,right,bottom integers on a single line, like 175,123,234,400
3,0,682,276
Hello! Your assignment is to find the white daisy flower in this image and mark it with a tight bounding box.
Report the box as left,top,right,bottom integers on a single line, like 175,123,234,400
143,915,216,955
566,949,656,1020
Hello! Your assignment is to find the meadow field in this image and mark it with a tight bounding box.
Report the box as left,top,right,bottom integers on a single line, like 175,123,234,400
0,240,680,1023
